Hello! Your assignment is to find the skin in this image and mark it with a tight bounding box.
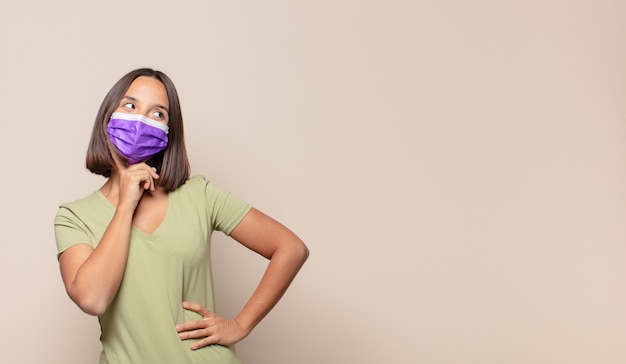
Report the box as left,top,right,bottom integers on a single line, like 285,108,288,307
59,76,309,350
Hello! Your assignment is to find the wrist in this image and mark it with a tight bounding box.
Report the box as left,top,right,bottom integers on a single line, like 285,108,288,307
233,316,255,337
113,205,136,220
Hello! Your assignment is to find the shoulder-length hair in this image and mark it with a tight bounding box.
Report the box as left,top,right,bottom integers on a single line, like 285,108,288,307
86,68,191,191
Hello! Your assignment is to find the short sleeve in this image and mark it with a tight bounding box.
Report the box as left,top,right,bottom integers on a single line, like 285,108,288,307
199,176,252,235
54,206,94,258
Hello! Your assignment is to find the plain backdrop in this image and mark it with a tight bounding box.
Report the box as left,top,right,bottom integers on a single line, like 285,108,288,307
1,1,625,363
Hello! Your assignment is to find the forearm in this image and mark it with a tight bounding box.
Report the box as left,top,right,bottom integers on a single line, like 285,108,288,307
67,208,134,315
235,241,309,333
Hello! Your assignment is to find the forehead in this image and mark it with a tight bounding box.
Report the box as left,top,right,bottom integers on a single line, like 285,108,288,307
125,76,169,108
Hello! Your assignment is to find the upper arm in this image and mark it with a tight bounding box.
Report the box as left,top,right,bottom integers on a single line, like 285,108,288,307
58,243,94,292
229,208,307,259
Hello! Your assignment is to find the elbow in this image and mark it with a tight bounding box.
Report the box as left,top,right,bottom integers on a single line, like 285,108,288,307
81,303,108,317
276,238,309,267
76,298,109,316
296,241,310,265
73,296,109,316
68,289,110,316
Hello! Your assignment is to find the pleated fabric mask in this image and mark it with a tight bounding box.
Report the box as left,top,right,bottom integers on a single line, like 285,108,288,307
107,112,169,165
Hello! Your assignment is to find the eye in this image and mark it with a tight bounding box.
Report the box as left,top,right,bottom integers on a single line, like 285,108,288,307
122,102,135,110
152,110,169,121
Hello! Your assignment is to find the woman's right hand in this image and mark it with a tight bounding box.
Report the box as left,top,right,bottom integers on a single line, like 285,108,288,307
117,163,160,210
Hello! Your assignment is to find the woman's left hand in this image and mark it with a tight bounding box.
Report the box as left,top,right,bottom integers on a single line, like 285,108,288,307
175,301,249,350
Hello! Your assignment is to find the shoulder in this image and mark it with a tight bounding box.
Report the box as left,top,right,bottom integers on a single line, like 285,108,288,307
54,191,112,242
184,174,208,187
174,175,207,195
57,191,104,217
55,191,115,232
178,175,223,194
178,175,249,210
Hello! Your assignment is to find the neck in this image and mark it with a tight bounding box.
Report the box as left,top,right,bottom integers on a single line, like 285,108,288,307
100,173,120,202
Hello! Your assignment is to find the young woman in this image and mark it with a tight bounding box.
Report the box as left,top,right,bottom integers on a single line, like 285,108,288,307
54,68,309,363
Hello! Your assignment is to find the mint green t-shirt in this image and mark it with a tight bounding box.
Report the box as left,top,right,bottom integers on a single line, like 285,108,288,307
54,175,252,364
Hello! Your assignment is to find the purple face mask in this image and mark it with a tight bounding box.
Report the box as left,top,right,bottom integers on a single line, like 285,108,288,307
107,112,169,165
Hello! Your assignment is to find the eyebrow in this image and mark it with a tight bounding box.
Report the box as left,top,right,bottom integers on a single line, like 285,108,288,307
121,96,170,113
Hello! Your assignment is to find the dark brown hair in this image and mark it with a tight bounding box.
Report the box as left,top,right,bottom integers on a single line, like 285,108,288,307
86,68,191,191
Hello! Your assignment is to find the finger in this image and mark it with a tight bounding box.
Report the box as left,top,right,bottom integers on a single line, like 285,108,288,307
178,326,212,340
145,167,159,190
189,334,220,350
127,164,159,179
175,318,211,333
123,171,150,187
135,174,151,191
182,301,212,318
146,176,156,191
137,171,158,191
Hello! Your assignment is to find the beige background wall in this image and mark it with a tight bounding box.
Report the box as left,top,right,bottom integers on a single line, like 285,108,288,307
1,1,625,363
